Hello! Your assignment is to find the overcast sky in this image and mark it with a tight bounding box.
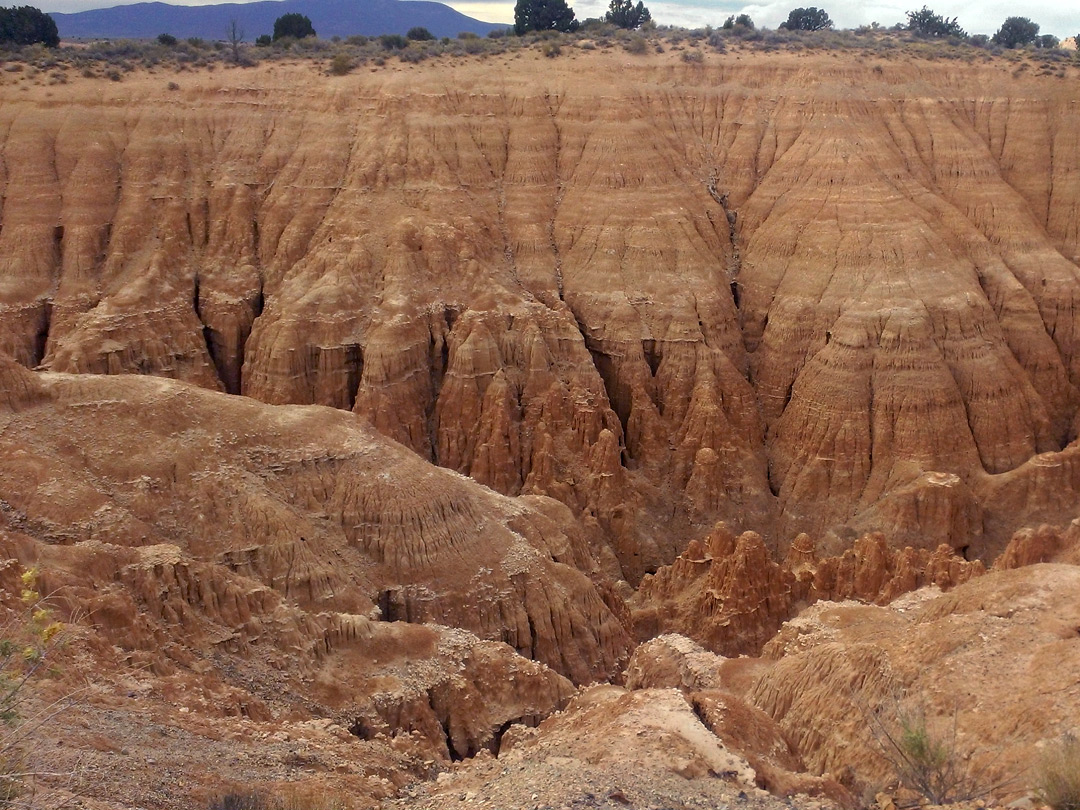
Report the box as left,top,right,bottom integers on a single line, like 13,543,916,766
39,0,1078,38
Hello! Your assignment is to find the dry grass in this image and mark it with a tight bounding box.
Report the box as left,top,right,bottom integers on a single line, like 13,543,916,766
1037,734,1080,810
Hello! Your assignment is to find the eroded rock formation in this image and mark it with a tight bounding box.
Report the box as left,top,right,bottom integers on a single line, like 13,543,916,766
748,564,1080,793
4,48,1080,810
0,371,632,686
3,53,1080,571
631,523,986,656
623,635,852,804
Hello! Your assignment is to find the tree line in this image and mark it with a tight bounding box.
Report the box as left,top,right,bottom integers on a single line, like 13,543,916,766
0,0,1071,52
509,0,1070,50
0,5,58,47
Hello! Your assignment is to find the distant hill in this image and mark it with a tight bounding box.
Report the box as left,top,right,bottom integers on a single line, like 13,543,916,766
50,0,507,40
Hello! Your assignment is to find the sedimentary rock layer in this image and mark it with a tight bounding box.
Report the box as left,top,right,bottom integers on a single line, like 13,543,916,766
3,52,1080,572
0,371,632,685
631,522,985,656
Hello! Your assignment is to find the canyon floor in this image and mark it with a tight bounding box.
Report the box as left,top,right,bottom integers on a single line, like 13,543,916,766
1,38,1079,810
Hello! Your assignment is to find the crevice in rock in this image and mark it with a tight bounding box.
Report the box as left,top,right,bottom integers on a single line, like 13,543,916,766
492,715,540,755
192,274,203,323
233,280,265,394
766,460,781,497
344,343,363,411
201,325,223,387
31,300,52,367
525,611,537,662
253,284,265,319
643,339,661,377
377,588,396,621
567,305,630,439
689,695,710,728
589,346,629,440
192,274,229,393
492,718,517,754
706,172,741,286
427,305,459,454
439,715,464,762
347,716,375,741
544,91,565,301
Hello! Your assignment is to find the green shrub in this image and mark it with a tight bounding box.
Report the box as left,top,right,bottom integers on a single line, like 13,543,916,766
379,33,407,50
157,32,177,46
992,16,1039,49
605,0,650,30
328,52,353,74
272,13,315,41
869,704,1011,805
0,6,59,48
779,7,833,31
905,7,965,39
406,26,434,40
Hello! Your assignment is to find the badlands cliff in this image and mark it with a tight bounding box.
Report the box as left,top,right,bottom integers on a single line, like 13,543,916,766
2,43,1080,810
3,48,1080,572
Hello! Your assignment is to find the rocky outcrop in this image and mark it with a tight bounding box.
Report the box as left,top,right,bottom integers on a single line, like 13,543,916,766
0,372,632,684
4,55,1080,571
315,625,575,761
622,635,852,804
506,685,758,786
0,352,50,411
993,519,1080,569
15,530,573,759
624,634,728,693
632,523,985,656
748,565,1080,797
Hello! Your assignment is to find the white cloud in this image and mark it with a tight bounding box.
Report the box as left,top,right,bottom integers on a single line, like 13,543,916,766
445,1,515,23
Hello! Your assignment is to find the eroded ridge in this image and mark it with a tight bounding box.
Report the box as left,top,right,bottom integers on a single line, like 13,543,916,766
2,53,1080,572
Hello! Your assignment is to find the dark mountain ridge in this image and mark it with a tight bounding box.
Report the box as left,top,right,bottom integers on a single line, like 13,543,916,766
49,0,504,40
